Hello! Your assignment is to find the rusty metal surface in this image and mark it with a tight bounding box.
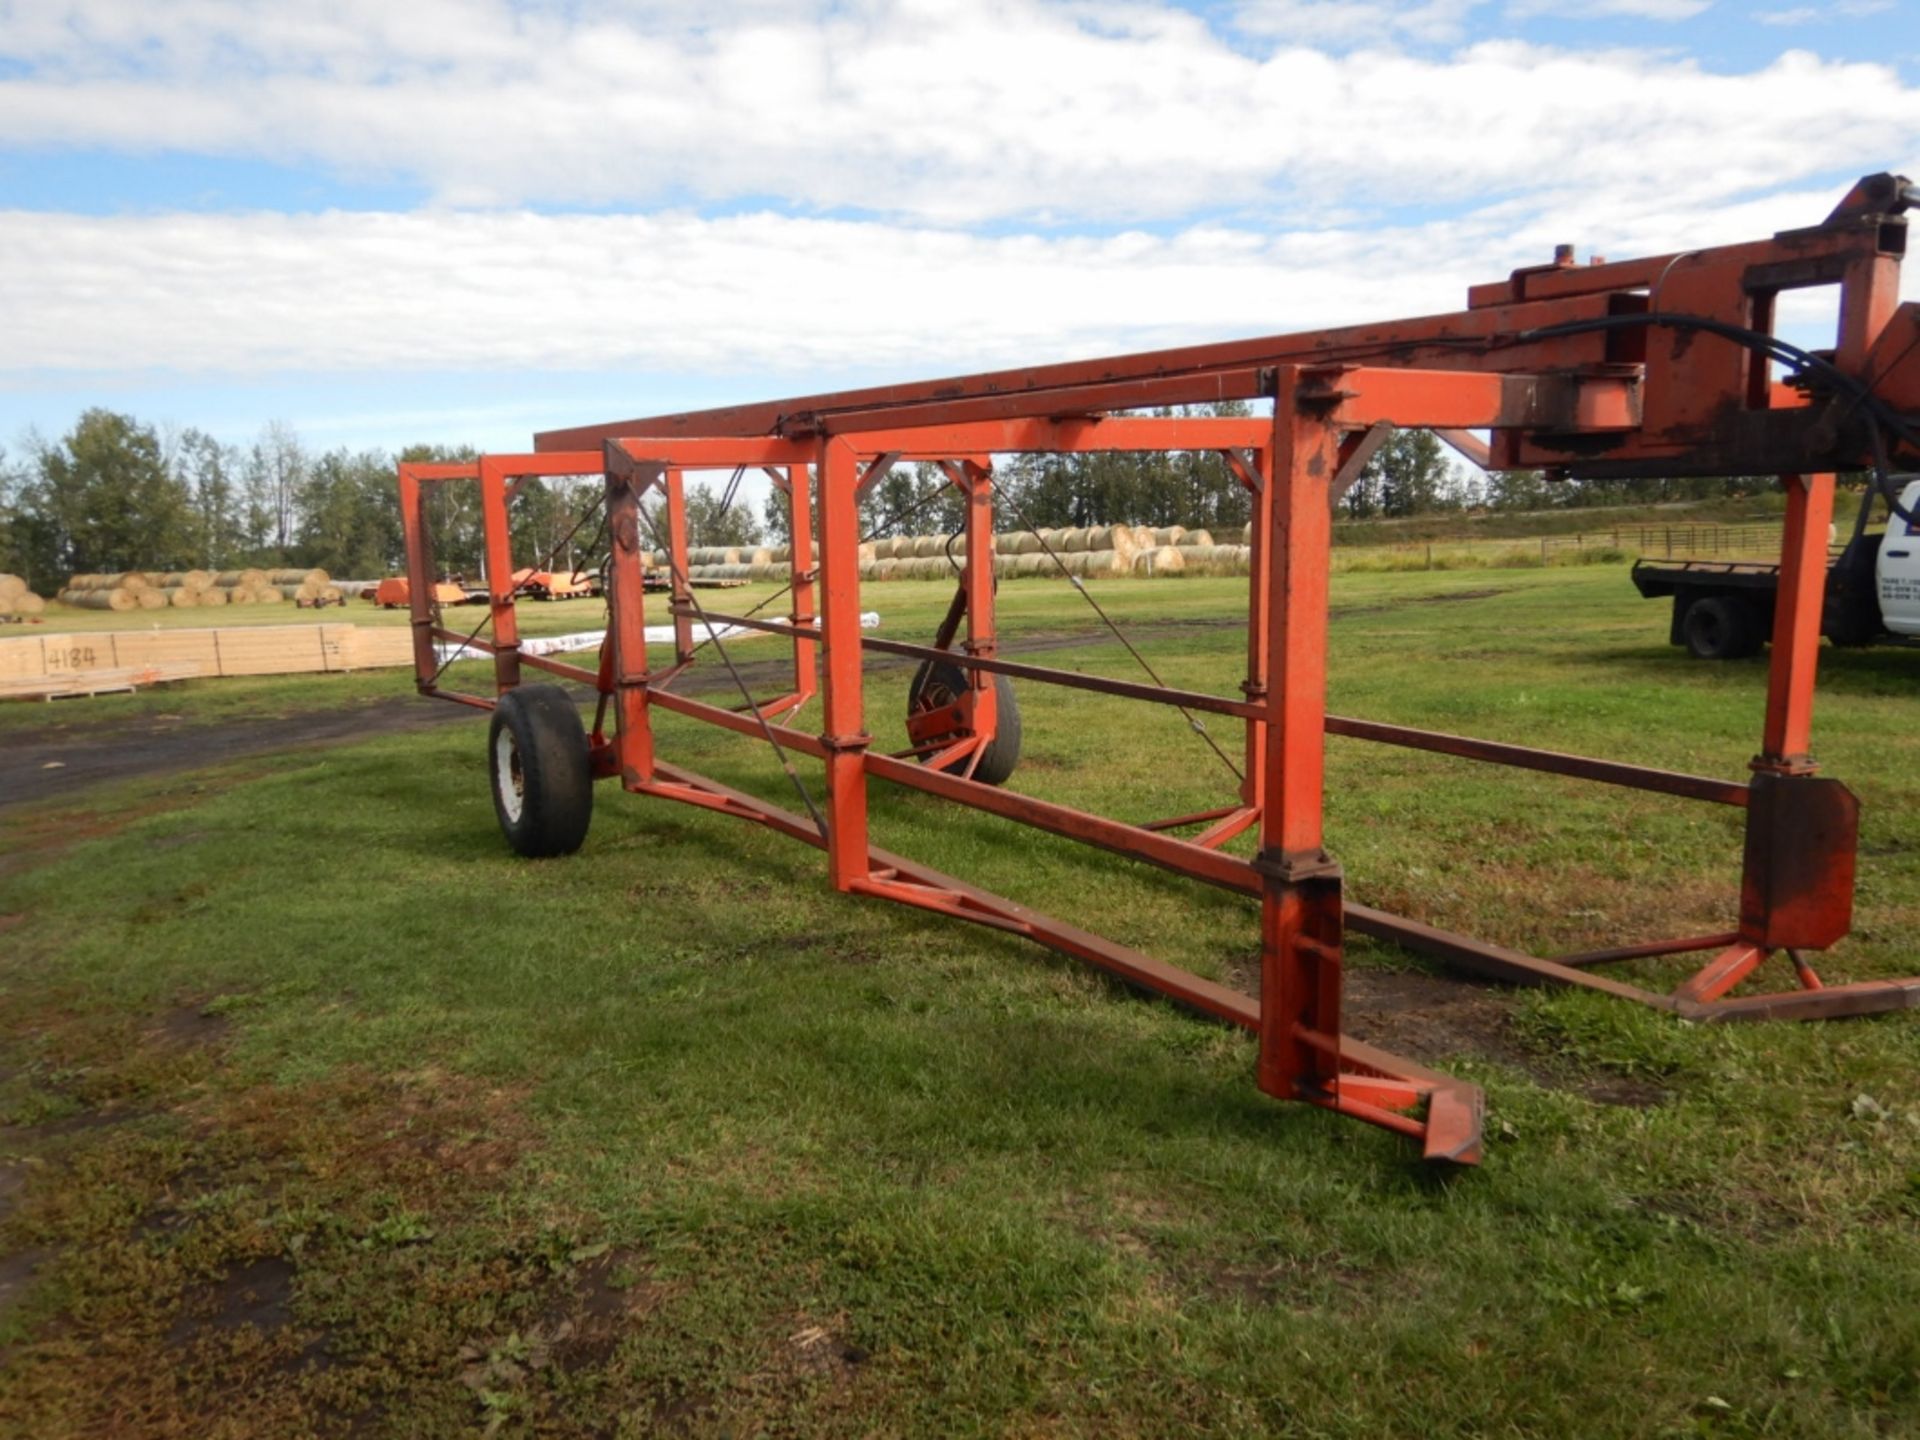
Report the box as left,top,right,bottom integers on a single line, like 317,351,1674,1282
1739,774,1860,951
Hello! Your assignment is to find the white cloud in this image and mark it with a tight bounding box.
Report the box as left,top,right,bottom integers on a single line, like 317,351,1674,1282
2,184,1905,387
1232,1,1487,45
0,3,1912,223
1756,0,1891,22
1507,1,1713,19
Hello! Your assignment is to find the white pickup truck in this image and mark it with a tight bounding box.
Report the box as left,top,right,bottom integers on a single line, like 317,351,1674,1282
1631,479,1920,659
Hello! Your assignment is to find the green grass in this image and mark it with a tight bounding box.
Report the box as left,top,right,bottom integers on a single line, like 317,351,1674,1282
2,567,1917,1438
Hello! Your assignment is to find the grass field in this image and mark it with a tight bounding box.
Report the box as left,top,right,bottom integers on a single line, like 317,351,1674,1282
2,567,1917,1438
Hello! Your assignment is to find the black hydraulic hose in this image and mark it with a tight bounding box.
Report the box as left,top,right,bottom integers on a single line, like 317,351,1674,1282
1504,311,1919,528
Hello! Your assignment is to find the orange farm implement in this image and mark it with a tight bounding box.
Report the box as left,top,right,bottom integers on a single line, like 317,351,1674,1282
399,173,1920,1166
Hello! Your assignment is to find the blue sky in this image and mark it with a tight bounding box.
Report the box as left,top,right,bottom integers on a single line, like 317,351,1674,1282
2,0,1917,470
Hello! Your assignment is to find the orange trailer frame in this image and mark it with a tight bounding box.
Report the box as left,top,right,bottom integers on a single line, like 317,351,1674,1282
399,174,1920,1166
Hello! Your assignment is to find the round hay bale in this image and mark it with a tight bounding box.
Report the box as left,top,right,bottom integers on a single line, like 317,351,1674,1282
14,591,45,616
136,587,167,609
68,571,153,592
910,535,941,559
1131,545,1185,576
1080,548,1127,576
992,556,1019,580
253,585,283,604
58,587,109,609
213,569,269,589
867,558,900,581
0,574,26,603
1014,553,1047,577
1179,529,1214,548
197,586,228,608
162,586,200,607
268,568,327,587
1061,527,1091,554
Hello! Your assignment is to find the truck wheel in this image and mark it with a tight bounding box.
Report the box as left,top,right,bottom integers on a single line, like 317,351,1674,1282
907,660,1022,787
489,685,593,856
1682,596,1762,660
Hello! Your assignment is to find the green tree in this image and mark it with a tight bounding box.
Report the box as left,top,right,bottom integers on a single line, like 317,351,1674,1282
297,448,407,577
242,420,308,560
1485,468,1551,511
22,410,195,578
172,428,247,569
682,478,764,548
1342,430,1460,519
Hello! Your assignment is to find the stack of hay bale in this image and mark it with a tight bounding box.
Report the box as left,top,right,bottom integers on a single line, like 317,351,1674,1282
268,568,346,606
151,571,226,608
642,522,1256,584
0,573,46,618
58,572,170,610
54,566,362,609
209,569,285,605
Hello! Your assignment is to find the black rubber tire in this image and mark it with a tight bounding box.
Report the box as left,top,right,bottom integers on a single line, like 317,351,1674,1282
488,684,593,857
907,660,1022,787
1681,594,1763,661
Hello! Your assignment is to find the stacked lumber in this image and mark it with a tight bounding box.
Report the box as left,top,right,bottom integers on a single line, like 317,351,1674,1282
0,623,416,700
0,573,46,619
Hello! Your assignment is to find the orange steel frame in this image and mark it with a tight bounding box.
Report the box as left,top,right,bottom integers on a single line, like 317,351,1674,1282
401,175,1920,1166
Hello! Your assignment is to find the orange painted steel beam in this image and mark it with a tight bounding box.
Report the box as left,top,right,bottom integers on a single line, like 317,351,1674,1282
402,176,1920,1172
1757,473,1837,773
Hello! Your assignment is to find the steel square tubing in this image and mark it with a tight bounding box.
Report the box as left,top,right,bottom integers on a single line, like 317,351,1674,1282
686,608,1742,805
535,293,1635,449
604,416,1272,469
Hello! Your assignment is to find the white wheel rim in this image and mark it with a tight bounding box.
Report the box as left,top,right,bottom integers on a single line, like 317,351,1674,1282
495,729,525,823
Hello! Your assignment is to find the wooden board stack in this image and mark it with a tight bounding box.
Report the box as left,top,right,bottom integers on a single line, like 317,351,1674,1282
0,623,416,700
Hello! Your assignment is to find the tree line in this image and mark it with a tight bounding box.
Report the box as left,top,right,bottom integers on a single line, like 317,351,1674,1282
0,405,1780,587
0,409,599,588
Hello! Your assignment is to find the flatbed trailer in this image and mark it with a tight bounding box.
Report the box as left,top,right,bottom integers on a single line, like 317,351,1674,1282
1633,478,1920,657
